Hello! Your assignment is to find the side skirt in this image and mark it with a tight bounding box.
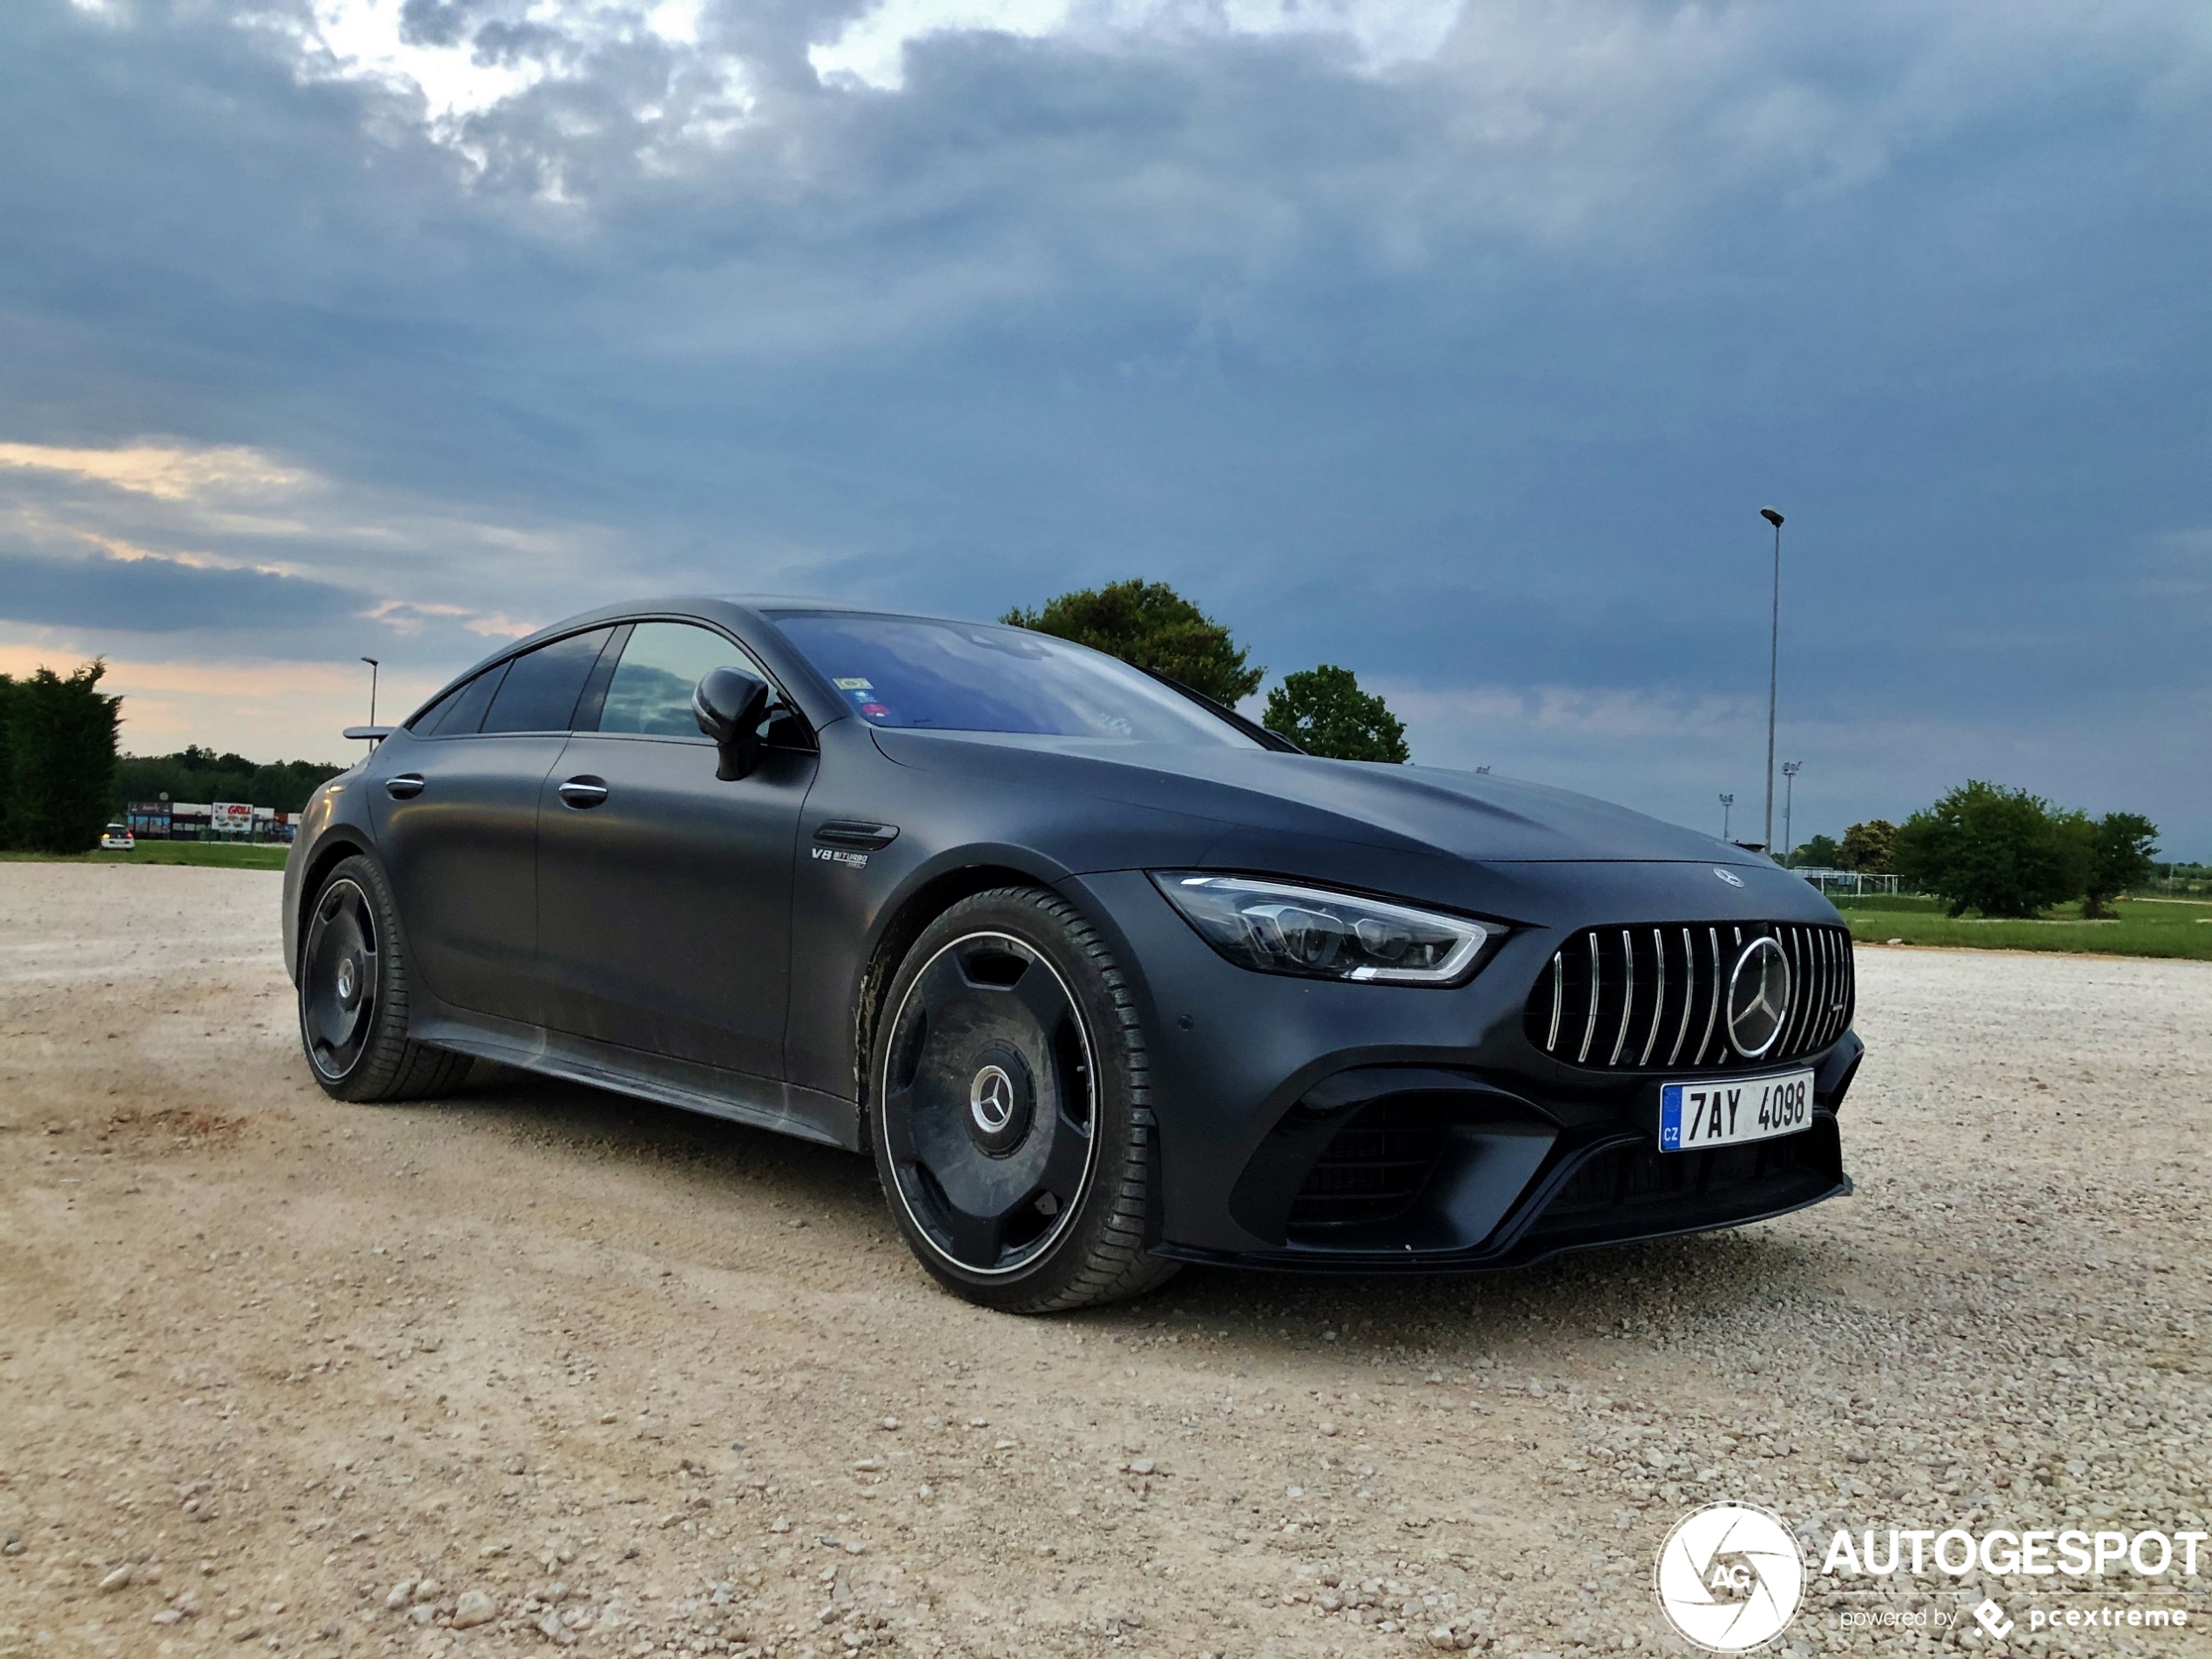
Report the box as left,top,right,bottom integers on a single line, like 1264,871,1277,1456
415,1009,863,1153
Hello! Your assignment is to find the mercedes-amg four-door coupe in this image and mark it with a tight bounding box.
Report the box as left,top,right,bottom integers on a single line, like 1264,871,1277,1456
285,598,1860,1312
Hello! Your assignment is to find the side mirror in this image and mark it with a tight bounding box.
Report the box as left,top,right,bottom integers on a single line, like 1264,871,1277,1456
692,668,772,781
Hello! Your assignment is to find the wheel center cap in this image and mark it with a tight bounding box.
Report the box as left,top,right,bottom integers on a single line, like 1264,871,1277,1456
962,1046,1035,1157
969,1065,1015,1133
336,954,361,1008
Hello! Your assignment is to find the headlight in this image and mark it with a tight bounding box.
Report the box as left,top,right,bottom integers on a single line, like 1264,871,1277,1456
1150,873,1494,985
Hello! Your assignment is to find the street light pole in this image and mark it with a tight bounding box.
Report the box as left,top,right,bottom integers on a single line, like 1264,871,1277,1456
1720,792,1735,841
1759,508,1784,853
1781,760,1802,864
361,657,381,725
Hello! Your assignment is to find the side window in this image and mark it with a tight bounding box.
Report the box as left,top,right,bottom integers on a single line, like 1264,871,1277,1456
482,629,615,735
421,663,509,737
595,623,760,738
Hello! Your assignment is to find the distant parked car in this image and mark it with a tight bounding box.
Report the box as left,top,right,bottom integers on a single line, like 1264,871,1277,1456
285,597,1862,1312
99,824,134,851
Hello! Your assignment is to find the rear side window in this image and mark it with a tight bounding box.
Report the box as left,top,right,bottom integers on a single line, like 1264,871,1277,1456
595,622,759,738
482,629,615,734
419,663,509,737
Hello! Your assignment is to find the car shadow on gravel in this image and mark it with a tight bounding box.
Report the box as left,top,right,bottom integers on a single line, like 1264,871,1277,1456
415,1061,1844,1354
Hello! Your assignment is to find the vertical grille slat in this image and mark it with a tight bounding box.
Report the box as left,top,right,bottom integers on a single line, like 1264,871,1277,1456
1608,929,1636,1066
1527,919,1854,1072
1577,931,1601,1063
1637,927,1666,1067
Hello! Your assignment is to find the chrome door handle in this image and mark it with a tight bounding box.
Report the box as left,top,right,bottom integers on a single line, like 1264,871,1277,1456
558,777,610,809
385,773,426,799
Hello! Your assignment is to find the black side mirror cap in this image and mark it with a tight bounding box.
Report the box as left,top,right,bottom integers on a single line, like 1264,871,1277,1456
692,668,772,781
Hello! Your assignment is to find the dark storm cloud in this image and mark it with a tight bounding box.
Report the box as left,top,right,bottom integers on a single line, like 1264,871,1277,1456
0,0,2207,846
0,546,361,633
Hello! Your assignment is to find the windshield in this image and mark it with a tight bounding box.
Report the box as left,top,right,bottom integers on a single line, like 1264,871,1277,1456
770,612,1258,746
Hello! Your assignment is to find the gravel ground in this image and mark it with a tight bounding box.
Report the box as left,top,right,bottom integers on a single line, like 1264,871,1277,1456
1,864,2206,1659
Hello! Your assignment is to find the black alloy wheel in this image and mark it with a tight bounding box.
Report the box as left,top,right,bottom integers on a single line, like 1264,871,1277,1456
296,854,473,1103
301,874,381,1082
871,887,1177,1312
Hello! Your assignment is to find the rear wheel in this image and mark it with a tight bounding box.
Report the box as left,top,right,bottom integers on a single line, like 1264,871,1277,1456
297,854,472,1103
869,887,1178,1312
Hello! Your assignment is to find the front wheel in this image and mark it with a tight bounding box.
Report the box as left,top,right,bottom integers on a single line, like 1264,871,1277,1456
868,887,1178,1313
297,854,472,1103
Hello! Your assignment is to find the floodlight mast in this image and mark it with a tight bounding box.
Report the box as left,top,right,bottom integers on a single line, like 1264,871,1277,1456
1720,792,1735,840
361,657,381,726
1759,507,1784,853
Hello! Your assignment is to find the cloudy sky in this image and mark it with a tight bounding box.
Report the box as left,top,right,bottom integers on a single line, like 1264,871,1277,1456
3,0,2207,853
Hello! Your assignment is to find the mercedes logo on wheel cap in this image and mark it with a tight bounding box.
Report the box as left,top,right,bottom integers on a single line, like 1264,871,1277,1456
969,1064,1016,1134
1725,936,1792,1058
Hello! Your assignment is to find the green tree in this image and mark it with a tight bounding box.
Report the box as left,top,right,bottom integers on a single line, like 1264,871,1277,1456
6,660,123,853
1261,664,1410,763
1890,782,2094,918
1003,579,1264,706
2081,812,2159,918
113,747,344,816
1839,819,1897,873
1791,833,1844,869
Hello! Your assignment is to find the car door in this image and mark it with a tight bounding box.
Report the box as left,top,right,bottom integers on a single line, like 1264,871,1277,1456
534,619,817,1078
372,626,617,1024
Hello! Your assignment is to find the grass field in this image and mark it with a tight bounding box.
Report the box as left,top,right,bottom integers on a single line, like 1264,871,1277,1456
1835,894,2212,961
0,842,291,871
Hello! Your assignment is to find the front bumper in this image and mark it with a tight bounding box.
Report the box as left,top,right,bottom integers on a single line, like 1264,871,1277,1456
1066,867,1861,1271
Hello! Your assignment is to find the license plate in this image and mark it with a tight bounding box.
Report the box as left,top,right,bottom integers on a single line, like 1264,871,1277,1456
1659,1069,1815,1152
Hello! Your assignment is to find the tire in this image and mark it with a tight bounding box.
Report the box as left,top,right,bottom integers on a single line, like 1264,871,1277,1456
867,886,1180,1313
296,853,473,1103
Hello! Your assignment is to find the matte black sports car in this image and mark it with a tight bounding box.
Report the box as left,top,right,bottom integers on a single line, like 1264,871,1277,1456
286,598,1860,1312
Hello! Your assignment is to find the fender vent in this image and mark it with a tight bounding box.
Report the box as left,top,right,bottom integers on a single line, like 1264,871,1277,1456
1524,921,1852,1072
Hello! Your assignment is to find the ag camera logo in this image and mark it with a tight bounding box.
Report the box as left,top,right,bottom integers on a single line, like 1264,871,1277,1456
1655,1502,1805,1652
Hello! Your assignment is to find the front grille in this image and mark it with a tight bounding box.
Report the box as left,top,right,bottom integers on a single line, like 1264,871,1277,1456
1285,1099,1450,1231
1524,921,1852,1071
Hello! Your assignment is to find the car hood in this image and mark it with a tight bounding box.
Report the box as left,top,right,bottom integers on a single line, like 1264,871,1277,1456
869,729,1759,865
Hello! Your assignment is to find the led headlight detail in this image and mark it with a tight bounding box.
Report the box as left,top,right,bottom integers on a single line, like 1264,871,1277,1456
1150,873,1492,985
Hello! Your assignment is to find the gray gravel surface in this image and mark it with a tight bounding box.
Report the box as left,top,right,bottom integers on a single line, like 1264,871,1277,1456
0,865,2206,1659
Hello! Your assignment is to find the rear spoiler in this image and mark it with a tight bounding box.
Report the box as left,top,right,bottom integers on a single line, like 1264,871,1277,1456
343,725,394,744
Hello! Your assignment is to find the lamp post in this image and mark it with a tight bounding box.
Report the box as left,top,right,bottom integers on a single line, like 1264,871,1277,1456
1720,792,1735,840
1758,507,1784,853
361,657,381,725
1781,760,1802,864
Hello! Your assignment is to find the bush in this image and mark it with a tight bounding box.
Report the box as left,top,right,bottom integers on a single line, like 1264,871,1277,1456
1003,580,1264,706
4,661,123,853
1261,664,1410,762
1891,782,2093,918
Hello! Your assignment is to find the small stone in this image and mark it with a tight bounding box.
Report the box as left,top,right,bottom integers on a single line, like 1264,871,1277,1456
536,1609,578,1645
413,1579,441,1602
384,1581,414,1609
153,1608,184,1625
1,1534,21,1556
452,1590,497,1629
880,1415,900,1430
1429,1627,1456,1649
1318,1423,1339,1437
98,1564,134,1592
1126,1459,1156,1476
769,1517,791,1534
967,1416,988,1427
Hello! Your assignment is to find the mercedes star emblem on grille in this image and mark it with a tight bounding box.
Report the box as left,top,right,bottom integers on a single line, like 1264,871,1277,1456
1725,936,1792,1058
